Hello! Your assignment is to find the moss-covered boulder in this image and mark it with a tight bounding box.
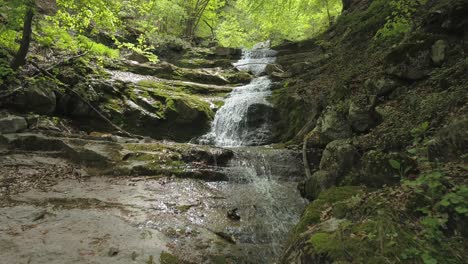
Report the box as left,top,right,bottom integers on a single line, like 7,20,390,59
307,107,352,147
57,78,215,141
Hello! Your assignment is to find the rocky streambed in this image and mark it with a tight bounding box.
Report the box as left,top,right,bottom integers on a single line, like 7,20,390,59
0,133,306,263
0,44,307,263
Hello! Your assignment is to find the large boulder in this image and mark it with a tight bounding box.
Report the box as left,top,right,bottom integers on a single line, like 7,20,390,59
245,103,277,130
5,79,57,115
385,42,432,81
301,139,358,200
307,107,352,147
0,115,28,134
319,139,358,174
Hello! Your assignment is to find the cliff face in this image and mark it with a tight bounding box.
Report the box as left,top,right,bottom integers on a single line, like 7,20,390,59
269,0,468,262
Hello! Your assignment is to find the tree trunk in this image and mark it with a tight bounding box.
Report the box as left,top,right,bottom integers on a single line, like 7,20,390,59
325,0,332,26
342,0,352,11
10,7,34,70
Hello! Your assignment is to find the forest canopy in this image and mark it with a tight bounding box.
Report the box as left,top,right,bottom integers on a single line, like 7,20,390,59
0,0,343,57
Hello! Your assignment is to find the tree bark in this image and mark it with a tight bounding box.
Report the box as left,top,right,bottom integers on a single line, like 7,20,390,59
10,7,34,70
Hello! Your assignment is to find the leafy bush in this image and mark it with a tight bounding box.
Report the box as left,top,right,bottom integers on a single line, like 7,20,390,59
374,0,427,42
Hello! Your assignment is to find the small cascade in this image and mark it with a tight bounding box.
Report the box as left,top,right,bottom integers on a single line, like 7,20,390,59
200,43,278,146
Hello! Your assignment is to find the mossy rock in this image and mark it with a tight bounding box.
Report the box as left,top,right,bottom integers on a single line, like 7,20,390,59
291,186,364,240
159,251,180,264
98,80,215,141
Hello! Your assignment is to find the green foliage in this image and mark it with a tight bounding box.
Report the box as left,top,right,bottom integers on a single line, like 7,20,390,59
374,0,427,42
115,35,157,62
440,186,468,217
216,15,249,47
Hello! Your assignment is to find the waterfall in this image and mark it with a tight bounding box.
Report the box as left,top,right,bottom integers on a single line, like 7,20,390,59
196,43,306,261
199,44,278,147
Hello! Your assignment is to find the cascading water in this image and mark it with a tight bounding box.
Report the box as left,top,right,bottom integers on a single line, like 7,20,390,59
200,42,278,147
197,43,307,262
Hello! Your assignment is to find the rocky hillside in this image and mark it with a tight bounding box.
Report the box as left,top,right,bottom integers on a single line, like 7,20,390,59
264,0,467,262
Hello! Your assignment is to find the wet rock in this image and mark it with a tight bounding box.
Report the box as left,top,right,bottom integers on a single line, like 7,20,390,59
0,133,122,166
180,168,228,182
181,147,234,166
246,103,277,130
227,208,241,221
0,115,28,134
431,40,448,66
348,96,379,133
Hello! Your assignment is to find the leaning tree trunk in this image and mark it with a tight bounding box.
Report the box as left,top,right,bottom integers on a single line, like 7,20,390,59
10,7,34,70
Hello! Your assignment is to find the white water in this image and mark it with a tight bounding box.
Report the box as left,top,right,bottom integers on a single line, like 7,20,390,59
200,44,278,147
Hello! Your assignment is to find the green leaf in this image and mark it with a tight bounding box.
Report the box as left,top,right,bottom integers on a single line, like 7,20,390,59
422,253,437,264
389,159,401,170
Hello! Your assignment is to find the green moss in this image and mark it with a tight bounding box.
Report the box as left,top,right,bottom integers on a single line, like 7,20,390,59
292,186,364,239
159,252,180,264
289,185,466,263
